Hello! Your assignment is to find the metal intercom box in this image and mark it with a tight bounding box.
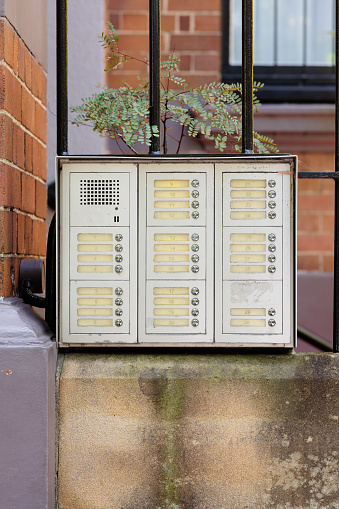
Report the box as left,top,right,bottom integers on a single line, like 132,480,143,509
57,155,296,348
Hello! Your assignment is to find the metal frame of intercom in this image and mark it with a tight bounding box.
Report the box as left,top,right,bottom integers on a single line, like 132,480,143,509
56,154,296,348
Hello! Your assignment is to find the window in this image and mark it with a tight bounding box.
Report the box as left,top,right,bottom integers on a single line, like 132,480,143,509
222,0,335,102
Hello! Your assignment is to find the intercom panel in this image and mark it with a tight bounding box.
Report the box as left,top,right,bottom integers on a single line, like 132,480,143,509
138,164,214,342
215,161,296,346
58,161,137,344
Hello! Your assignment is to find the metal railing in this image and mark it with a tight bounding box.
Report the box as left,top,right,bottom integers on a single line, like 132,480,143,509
56,0,339,352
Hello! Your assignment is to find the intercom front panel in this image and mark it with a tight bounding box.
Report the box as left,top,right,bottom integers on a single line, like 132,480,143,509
58,162,138,344
138,165,214,342
215,162,295,346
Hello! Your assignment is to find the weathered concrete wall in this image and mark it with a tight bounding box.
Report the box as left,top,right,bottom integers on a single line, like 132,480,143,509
57,353,339,509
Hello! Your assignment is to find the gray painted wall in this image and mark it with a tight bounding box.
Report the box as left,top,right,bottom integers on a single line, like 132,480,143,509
3,0,47,69
47,0,105,183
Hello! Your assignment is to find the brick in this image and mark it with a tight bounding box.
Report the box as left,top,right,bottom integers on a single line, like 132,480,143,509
324,254,334,272
195,15,220,32
13,123,25,169
0,20,4,60
170,35,220,51
38,68,47,106
162,15,175,32
178,54,191,71
35,180,47,219
180,16,190,31
323,213,335,232
122,13,148,30
17,213,25,253
25,132,33,173
194,54,220,71
168,72,220,87
0,210,17,253
297,153,335,172
24,215,33,255
17,38,26,82
298,194,334,211
117,34,149,52
4,21,14,69
0,164,21,209
33,219,46,256
297,254,320,272
109,13,121,30
297,234,334,252
168,0,220,11
32,139,47,180
13,32,18,75
298,177,334,193
31,57,40,98
0,257,19,297
118,56,148,72
35,101,47,143
297,214,320,233
0,66,5,109
22,86,35,132
0,114,12,161
109,0,148,10
9,71,22,122
25,48,32,90
21,172,36,214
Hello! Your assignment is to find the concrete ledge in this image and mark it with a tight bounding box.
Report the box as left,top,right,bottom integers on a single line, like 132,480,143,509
57,353,339,509
0,298,56,509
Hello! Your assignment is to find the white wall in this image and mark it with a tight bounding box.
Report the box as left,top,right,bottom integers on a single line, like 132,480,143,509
47,0,105,184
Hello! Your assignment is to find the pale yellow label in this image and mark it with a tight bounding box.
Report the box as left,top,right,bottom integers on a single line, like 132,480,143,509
230,244,266,252
153,287,189,295
154,254,189,263
230,190,266,198
153,308,189,316
78,244,113,252
154,190,189,198
77,319,113,327
77,254,113,263
154,319,189,327
77,308,113,317
230,233,266,242
78,298,113,306
230,319,266,327
230,265,266,273
154,201,189,208
154,265,189,273
77,265,113,273
154,180,189,188
230,254,266,263
230,211,266,220
77,233,113,241
230,308,266,316
230,179,266,188
154,297,190,305
77,287,113,296
154,211,190,219
154,233,189,241
154,244,189,252
230,200,266,209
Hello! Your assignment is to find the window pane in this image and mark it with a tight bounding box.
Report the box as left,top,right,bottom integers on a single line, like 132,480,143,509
229,0,242,65
277,0,303,65
254,0,274,65
306,0,334,65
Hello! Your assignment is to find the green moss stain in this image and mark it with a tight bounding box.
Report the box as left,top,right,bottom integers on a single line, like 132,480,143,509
159,379,185,508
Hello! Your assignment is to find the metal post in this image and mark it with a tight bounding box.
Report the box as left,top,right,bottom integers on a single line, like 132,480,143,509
56,0,68,156
333,0,339,352
149,0,161,154
242,0,253,153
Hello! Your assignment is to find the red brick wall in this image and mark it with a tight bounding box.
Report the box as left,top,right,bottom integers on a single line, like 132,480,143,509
105,0,335,272
106,0,221,89
0,19,47,297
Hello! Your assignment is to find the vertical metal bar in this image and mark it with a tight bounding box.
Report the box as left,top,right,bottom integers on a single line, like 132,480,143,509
333,0,339,352
56,0,68,156
149,0,161,154
242,0,253,153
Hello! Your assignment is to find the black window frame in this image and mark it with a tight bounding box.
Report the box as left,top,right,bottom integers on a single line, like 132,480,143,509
222,0,336,103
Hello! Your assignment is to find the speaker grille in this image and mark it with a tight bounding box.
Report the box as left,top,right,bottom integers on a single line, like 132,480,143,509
80,179,120,206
